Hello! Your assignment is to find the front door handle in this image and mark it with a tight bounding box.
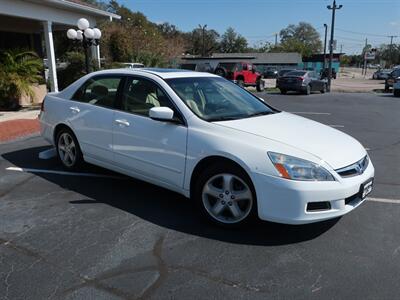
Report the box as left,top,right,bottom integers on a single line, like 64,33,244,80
69,106,80,114
115,119,130,127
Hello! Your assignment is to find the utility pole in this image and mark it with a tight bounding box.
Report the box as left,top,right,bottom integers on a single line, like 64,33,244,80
275,33,278,46
327,0,342,92
340,44,343,53
388,35,398,67
199,24,207,57
323,24,328,72
363,38,368,76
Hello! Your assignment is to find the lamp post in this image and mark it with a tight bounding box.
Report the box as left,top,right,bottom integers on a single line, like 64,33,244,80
67,18,102,74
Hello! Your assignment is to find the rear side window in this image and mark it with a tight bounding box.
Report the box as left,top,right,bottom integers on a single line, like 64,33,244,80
72,76,122,108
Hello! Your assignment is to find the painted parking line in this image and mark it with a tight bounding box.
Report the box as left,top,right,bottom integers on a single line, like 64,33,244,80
5,167,125,180
5,167,400,204
290,112,331,115
367,197,400,204
328,125,345,128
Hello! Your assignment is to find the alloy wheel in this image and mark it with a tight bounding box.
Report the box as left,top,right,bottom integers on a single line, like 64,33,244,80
58,132,77,167
202,173,253,224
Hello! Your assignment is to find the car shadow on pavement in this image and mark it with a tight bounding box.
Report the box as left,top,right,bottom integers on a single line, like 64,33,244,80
2,146,339,246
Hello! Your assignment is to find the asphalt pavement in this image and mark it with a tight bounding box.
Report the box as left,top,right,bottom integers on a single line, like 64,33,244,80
0,92,399,299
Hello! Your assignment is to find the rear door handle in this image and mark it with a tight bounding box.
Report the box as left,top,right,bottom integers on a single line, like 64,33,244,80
115,119,130,127
69,106,80,114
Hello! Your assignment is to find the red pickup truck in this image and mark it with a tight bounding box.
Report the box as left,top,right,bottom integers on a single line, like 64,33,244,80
214,62,265,91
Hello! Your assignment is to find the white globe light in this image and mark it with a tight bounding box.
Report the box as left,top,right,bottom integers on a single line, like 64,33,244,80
67,29,77,40
93,28,102,39
76,30,83,40
77,18,90,30
84,28,95,39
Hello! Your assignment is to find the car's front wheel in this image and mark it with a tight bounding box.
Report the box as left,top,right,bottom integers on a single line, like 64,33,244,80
194,164,257,227
56,128,83,170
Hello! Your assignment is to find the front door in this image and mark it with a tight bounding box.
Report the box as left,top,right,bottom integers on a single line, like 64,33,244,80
68,75,123,163
112,76,188,188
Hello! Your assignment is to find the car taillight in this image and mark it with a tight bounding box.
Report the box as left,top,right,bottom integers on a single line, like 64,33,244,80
298,77,304,81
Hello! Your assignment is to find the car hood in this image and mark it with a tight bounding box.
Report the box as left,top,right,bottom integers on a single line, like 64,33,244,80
215,112,366,169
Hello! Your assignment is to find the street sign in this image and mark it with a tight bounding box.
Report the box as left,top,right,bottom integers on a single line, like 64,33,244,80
364,51,376,60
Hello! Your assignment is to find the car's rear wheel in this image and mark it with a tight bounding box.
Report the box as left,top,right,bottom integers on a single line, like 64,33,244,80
394,89,400,97
194,164,257,227
56,128,83,170
237,79,244,87
320,84,327,94
256,79,265,92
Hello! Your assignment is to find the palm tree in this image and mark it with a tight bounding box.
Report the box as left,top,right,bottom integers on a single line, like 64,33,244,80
0,50,43,110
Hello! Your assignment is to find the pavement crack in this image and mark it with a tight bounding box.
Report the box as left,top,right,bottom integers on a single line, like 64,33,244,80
138,234,168,299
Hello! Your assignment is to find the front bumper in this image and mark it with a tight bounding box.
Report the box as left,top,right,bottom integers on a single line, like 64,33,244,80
252,161,375,224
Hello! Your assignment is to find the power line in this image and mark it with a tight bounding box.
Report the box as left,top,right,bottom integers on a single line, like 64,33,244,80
336,28,391,38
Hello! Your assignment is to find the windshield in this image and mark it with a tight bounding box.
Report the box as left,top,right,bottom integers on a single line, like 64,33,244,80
278,69,294,76
285,71,307,76
218,63,237,72
166,77,276,121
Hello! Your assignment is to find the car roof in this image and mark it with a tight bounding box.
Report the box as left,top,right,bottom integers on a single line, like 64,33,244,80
88,68,218,79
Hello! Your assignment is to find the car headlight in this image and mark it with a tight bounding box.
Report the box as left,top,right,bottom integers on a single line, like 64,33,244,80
268,152,335,181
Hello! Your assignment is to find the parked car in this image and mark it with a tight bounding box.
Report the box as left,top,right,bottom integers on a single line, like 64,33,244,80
40,68,374,227
372,69,392,80
385,68,400,90
180,62,213,73
320,68,337,79
277,69,295,77
121,63,145,69
256,65,278,78
276,70,327,95
214,62,264,91
393,78,400,97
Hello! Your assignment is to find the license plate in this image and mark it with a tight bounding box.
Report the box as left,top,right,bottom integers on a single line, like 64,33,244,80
361,178,374,199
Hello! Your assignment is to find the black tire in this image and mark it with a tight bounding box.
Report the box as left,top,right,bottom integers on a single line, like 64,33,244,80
56,128,83,171
320,84,327,94
280,89,287,94
215,68,226,78
236,79,244,87
385,84,390,92
193,163,257,228
256,79,265,92
394,89,400,97
304,85,311,95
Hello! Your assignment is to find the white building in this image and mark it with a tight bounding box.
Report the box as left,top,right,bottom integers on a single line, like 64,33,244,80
0,0,120,92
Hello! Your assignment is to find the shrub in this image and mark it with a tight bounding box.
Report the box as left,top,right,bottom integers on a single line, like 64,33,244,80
0,50,43,110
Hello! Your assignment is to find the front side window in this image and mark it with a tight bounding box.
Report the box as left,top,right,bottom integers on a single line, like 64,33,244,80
121,77,175,117
166,77,276,122
73,76,122,108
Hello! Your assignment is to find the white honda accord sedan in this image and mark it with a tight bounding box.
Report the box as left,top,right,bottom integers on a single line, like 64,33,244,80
40,68,374,227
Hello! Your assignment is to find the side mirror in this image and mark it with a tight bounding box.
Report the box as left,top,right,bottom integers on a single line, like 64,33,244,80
149,107,174,121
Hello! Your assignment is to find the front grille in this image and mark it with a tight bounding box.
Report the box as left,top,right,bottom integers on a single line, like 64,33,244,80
336,155,369,178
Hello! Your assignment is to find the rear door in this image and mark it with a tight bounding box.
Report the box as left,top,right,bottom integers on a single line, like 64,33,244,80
69,75,123,163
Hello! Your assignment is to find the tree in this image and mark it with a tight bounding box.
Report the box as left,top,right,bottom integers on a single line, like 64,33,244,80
186,27,220,56
278,22,322,56
219,27,248,53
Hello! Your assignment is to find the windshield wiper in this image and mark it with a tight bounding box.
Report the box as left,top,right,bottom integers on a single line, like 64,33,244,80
207,116,241,122
246,111,274,118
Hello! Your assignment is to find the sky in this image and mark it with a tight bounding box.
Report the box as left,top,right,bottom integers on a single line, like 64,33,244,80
117,0,400,55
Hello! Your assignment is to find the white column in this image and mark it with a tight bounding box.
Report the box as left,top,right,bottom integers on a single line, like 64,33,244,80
42,21,58,92
90,44,101,69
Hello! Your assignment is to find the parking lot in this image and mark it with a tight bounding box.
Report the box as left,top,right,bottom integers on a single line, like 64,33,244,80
1,92,399,299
